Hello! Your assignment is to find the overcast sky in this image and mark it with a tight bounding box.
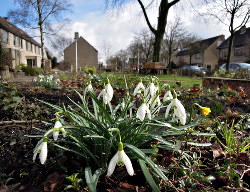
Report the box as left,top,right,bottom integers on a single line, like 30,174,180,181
0,0,247,61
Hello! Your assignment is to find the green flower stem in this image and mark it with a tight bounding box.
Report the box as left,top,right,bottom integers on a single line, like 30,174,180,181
108,128,121,142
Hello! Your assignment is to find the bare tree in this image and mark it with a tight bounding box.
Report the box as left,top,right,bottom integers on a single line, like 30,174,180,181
162,17,186,68
134,28,154,62
49,34,73,61
8,0,71,68
204,0,250,73
106,0,180,62
180,35,201,65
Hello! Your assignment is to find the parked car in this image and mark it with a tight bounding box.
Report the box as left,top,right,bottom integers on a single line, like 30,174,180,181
180,65,208,76
219,62,250,72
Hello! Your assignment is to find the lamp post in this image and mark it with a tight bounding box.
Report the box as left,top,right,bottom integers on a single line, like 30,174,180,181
74,32,79,73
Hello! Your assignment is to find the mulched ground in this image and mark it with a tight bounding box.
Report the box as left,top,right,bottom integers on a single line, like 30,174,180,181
1,80,250,191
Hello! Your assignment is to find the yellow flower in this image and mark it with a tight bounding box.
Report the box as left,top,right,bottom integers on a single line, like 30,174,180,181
201,107,211,116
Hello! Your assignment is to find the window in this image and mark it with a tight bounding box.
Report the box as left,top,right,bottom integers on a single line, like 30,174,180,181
30,44,33,52
26,41,28,50
195,53,202,59
220,50,228,57
13,35,16,46
2,30,8,44
234,47,244,56
20,38,23,48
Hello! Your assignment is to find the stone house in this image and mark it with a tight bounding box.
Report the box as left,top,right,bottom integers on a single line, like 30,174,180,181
176,35,225,71
0,16,45,69
217,26,250,65
64,32,98,72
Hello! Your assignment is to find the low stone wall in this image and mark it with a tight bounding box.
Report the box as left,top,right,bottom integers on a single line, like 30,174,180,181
203,77,250,97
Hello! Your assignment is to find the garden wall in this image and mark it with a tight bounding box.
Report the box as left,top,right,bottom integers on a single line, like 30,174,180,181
203,77,250,97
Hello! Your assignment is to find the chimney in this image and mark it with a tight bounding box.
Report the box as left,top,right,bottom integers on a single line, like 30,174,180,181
240,25,246,34
74,32,79,40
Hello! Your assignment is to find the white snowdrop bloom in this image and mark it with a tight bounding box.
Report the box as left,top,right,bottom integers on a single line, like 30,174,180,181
137,103,151,121
151,95,161,108
163,90,173,102
33,140,48,164
105,83,114,102
98,89,109,104
149,83,157,97
133,82,145,96
53,120,62,141
85,83,94,92
165,98,186,125
107,142,134,176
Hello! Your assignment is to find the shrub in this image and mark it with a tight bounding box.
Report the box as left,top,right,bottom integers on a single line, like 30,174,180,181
16,64,44,76
84,66,96,74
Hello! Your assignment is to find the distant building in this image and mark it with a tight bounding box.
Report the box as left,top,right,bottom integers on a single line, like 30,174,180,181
176,35,225,71
0,16,45,69
64,32,98,72
217,26,250,65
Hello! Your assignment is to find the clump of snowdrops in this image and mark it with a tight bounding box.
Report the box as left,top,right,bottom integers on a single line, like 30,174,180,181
33,74,60,89
32,77,213,191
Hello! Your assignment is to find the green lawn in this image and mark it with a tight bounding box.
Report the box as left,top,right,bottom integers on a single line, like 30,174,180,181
156,74,202,88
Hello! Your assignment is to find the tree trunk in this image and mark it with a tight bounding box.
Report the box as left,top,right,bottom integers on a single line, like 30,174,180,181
37,0,45,70
137,0,180,62
153,33,164,62
226,33,234,74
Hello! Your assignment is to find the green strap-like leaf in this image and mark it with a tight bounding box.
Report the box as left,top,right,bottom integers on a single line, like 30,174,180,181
139,159,161,192
85,167,104,192
124,143,167,180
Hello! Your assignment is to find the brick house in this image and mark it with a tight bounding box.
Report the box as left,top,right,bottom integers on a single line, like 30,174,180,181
0,16,45,69
64,32,98,72
217,26,250,65
176,35,225,71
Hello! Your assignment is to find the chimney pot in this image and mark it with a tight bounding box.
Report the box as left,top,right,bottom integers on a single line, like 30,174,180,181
74,32,79,40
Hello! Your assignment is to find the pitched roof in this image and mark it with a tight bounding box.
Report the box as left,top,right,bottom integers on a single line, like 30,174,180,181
0,16,41,47
217,26,250,49
64,36,98,52
176,35,224,56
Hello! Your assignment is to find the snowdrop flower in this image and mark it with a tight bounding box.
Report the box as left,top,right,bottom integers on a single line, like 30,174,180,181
151,95,161,108
133,80,145,96
33,77,37,82
33,138,48,164
105,79,114,102
163,85,173,102
165,91,186,125
85,82,94,93
163,90,173,102
107,142,134,176
136,100,151,121
98,88,109,104
53,117,66,141
149,82,157,97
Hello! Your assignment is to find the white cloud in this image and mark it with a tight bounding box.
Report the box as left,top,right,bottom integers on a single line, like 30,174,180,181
47,0,239,60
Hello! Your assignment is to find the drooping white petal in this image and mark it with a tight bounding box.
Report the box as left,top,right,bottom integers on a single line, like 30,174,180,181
119,150,134,176
97,89,105,99
163,90,173,102
133,82,145,96
165,101,173,118
39,142,48,164
107,152,119,176
33,152,38,162
105,84,114,102
149,83,157,97
53,120,62,141
173,99,186,119
136,103,146,121
53,131,59,141
165,98,186,125
61,128,66,137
